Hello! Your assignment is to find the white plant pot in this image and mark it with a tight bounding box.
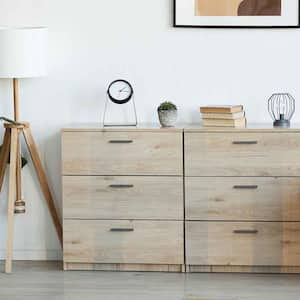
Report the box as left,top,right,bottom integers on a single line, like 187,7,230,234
158,110,178,127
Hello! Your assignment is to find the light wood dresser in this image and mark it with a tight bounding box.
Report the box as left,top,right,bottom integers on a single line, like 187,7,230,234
185,125,300,273
62,124,300,273
62,125,184,272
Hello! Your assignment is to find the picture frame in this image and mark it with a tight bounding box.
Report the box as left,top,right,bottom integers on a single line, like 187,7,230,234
174,0,300,28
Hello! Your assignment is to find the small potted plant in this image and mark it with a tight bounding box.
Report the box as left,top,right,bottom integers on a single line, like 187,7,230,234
157,101,178,127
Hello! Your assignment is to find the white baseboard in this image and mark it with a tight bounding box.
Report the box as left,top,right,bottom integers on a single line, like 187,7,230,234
0,249,62,260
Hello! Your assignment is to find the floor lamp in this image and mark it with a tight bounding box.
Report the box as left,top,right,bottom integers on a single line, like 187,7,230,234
0,27,62,273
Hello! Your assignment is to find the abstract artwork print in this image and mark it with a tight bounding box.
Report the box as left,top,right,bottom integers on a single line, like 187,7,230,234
174,0,299,27
195,0,281,16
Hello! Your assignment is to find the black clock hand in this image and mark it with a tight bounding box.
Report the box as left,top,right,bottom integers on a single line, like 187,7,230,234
119,86,128,92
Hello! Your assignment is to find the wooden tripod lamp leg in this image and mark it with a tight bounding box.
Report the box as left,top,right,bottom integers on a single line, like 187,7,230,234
23,127,62,246
0,129,11,192
5,128,18,273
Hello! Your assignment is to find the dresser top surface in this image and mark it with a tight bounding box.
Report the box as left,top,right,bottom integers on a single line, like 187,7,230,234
62,123,183,132
62,123,300,133
184,123,300,133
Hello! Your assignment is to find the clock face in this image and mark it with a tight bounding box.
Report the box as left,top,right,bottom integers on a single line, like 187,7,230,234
107,80,133,104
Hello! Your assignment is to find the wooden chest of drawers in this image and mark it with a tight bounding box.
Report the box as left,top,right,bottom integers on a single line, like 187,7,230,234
62,126,184,272
185,126,300,273
62,124,300,273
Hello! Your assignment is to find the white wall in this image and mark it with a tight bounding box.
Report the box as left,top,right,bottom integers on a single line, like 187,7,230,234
0,0,300,260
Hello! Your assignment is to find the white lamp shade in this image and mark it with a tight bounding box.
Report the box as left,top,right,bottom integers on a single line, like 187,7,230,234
0,27,47,78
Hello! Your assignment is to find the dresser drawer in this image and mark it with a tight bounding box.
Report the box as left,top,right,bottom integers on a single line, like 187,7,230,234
63,176,183,220
185,132,300,176
62,131,182,175
64,220,184,265
186,221,300,266
186,177,300,221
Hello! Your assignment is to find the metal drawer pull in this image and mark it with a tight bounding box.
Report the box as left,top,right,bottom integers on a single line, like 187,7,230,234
232,141,258,145
109,184,134,189
233,185,258,190
233,229,258,234
109,140,133,144
110,228,134,232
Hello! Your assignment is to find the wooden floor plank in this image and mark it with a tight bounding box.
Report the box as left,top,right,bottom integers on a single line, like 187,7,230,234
0,261,300,299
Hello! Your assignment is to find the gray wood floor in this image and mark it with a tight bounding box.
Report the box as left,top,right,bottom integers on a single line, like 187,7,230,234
0,262,300,300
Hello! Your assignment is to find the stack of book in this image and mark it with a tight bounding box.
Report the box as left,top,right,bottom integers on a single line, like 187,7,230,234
200,105,246,128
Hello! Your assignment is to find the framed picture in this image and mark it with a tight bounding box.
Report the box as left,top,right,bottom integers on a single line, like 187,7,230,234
174,0,300,28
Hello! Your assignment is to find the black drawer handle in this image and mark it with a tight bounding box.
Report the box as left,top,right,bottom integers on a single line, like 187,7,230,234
109,140,133,144
110,228,134,232
232,141,258,145
233,185,258,190
109,184,134,189
233,229,258,234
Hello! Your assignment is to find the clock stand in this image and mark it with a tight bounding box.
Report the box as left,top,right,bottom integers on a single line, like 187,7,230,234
102,94,138,127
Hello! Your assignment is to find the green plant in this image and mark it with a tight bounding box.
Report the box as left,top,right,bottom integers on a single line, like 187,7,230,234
157,101,177,111
0,116,28,168
0,117,23,126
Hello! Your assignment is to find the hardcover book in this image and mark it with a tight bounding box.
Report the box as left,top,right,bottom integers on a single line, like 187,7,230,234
202,117,246,128
202,111,245,120
200,105,244,114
